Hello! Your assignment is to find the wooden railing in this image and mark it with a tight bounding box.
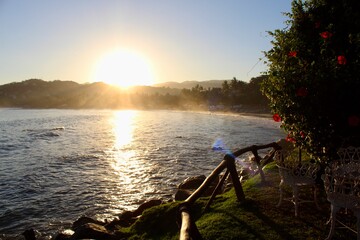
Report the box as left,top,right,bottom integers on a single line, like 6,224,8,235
178,142,281,240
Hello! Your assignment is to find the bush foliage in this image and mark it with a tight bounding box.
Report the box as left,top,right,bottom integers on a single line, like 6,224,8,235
261,0,360,161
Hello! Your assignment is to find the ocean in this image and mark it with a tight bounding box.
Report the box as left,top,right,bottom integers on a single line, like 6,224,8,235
0,109,284,238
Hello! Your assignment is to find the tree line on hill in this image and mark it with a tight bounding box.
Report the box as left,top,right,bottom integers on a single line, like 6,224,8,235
0,76,269,111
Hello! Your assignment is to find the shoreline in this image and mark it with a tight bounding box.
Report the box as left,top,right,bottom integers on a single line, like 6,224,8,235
208,107,272,119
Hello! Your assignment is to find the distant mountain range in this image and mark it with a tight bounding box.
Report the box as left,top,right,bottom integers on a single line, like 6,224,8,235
0,79,226,109
153,80,226,89
0,77,268,109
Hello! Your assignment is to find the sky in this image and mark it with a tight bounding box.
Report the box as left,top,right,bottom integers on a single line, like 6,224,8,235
0,0,292,86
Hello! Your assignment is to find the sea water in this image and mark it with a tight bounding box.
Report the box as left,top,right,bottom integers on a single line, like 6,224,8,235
0,109,283,238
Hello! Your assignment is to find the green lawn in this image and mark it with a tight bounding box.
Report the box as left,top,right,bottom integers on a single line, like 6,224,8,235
116,162,357,240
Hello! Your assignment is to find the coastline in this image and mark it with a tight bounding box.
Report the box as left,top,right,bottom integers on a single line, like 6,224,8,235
208,105,272,119
0,105,272,118
17,161,338,240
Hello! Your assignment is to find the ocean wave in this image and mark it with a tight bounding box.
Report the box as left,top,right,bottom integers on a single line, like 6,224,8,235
24,126,65,139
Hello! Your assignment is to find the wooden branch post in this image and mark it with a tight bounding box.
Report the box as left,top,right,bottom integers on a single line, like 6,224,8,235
179,204,203,240
224,154,245,202
252,149,266,183
203,169,230,213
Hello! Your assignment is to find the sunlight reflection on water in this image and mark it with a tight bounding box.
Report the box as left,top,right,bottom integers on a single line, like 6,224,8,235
106,110,157,214
111,110,136,149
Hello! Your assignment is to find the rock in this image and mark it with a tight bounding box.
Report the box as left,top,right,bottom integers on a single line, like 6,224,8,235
71,216,105,230
119,210,134,219
71,223,116,240
22,229,36,240
175,175,222,200
174,188,193,201
105,200,163,230
133,199,163,217
54,233,72,240
54,229,74,240
105,211,137,229
178,175,206,189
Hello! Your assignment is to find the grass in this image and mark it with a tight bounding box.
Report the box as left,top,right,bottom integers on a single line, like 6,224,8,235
115,162,357,239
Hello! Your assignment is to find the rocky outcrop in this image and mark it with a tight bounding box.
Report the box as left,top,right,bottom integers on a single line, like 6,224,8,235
133,199,163,217
178,175,206,189
105,199,163,230
22,173,232,239
175,174,222,201
72,216,105,230
46,199,164,240
22,229,36,240
71,223,117,240
174,188,194,201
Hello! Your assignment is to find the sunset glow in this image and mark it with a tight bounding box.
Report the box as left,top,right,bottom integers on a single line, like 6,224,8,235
0,1,292,86
93,49,154,88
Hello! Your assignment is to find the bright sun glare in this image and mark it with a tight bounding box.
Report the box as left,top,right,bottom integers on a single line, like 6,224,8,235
93,49,154,88
112,110,136,149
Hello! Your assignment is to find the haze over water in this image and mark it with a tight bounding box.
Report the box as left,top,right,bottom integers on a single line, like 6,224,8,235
0,109,284,238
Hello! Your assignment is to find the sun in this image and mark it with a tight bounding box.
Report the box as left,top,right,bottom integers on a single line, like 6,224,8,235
92,49,155,88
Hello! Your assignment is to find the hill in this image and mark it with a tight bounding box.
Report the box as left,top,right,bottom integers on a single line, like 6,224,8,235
153,80,226,89
0,77,269,110
0,79,182,109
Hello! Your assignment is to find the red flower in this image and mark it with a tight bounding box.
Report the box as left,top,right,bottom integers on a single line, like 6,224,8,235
300,131,306,138
296,87,308,97
273,114,282,122
320,31,332,39
348,115,360,127
288,51,297,57
286,134,296,143
337,55,347,65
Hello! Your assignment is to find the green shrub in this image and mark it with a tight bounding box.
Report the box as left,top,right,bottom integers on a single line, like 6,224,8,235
262,0,360,162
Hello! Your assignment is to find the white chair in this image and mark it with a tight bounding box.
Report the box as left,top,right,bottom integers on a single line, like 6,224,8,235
324,147,360,240
336,146,360,164
275,140,320,217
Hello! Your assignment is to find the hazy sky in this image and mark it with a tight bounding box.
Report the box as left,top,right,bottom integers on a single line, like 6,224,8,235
0,1,291,86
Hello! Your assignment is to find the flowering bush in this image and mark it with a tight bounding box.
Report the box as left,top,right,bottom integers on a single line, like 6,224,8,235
261,0,360,162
